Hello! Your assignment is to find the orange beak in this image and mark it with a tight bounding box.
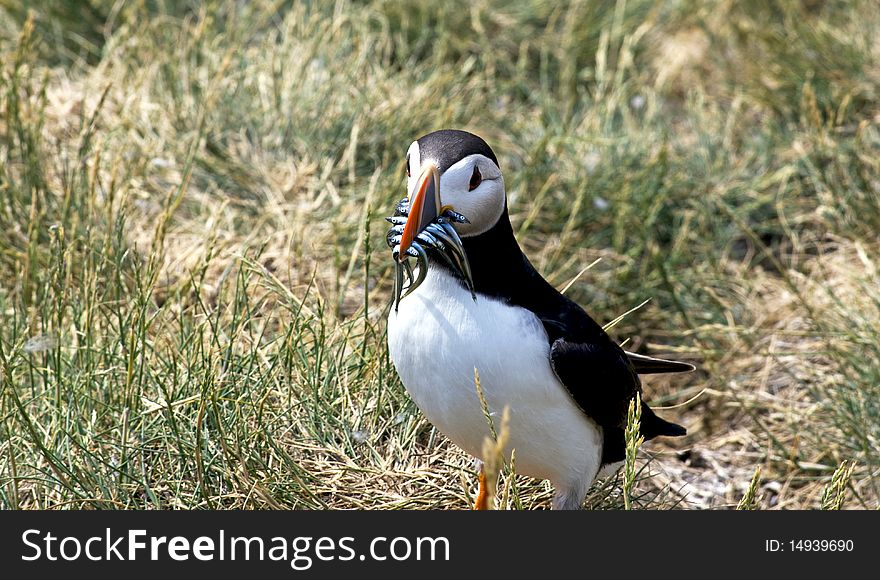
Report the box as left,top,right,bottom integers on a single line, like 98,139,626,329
398,163,441,261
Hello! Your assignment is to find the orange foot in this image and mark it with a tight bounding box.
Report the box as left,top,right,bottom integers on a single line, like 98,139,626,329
473,469,489,510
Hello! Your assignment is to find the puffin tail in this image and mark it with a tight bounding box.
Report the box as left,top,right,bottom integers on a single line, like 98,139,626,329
640,403,687,440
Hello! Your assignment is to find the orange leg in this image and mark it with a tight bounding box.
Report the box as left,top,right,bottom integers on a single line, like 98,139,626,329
473,469,489,510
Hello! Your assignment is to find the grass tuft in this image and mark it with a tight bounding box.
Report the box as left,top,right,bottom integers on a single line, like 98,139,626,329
737,467,763,511
821,461,856,511
623,393,644,510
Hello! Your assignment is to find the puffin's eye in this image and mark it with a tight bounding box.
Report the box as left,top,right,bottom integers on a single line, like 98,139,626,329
406,154,411,177
468,166,482,191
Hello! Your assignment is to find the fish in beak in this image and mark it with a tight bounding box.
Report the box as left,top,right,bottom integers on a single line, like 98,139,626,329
386,161,475,310
398,162,441,261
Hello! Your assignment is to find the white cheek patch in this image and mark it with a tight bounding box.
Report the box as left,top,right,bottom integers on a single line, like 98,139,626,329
448,177,505,237
437,155,505,237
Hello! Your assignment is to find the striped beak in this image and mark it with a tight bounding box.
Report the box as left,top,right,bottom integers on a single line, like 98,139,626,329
398,162,441,261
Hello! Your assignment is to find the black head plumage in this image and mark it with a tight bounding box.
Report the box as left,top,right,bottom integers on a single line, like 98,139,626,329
416,129,499,174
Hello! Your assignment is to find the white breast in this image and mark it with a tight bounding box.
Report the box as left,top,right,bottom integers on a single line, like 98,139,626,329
387,266,603,496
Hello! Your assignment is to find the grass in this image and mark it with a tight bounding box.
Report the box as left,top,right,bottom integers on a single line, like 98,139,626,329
0,0,878,510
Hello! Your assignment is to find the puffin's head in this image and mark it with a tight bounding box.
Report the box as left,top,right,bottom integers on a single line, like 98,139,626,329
399,129,505,254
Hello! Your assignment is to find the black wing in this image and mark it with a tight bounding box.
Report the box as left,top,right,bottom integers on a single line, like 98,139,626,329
549,338,640,429
549,337,686,436
549,336,687,464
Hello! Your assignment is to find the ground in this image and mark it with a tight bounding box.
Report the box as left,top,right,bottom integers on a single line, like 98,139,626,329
1,0,878,509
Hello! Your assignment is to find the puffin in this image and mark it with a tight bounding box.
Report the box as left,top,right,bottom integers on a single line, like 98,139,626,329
386,129,694,510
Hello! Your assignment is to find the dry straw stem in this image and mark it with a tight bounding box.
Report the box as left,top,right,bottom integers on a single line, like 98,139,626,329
474,367,513,511
479,408,511,512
